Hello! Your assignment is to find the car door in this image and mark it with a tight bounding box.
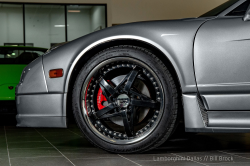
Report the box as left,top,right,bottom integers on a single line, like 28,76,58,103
194,0,250,110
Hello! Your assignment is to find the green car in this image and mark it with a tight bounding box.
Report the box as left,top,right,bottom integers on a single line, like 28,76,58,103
0,46,47,113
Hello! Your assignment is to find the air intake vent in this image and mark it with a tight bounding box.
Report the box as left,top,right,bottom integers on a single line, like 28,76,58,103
197,96,208,126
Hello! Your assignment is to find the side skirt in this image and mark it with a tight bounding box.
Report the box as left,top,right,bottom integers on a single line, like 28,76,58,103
183,93,250,133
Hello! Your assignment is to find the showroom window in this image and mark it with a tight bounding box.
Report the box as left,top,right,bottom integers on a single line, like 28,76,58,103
67,5,106,41
0,3,107,49
0,4,24,47
25,4,66,49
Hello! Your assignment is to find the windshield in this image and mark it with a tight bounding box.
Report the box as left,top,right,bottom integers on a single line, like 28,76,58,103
199,0,239,17
0,47,47,64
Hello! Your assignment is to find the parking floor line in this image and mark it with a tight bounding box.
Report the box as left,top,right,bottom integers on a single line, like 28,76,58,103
67,129,83,138
4,126,11,166
118,154,142,166
35,129,76,166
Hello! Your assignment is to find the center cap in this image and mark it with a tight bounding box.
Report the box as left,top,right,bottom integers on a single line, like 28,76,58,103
116,94,130,108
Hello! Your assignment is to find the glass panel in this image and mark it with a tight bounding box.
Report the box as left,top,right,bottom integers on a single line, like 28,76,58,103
0,4,23,46
199,0,239,17
227,0,250,16
67,5,106,41
24,4,65,49
0,47,47,64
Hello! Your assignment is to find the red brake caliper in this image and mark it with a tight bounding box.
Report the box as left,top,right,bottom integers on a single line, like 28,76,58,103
97,88,107,110
85,79,109,116
97,80,112,110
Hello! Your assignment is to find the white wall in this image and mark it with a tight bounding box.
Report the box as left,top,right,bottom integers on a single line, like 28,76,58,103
0,6,23,46
91,6,106,32
0,0,229,26
111,0,228,24
25,5,65,48
67,8,92,41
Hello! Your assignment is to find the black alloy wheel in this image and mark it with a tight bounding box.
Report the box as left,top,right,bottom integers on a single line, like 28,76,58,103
72,46,178,153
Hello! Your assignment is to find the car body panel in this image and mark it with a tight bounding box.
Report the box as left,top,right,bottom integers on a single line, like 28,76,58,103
43,18,211,94
201,94,250,110
18,19,210,128
0,46,47,101
184,94,250,132
195,16,250,93
15,0,250,132
183,94,206,129
0,84,19,100
194,16,250,110
16,56,48,95
16,93,66,128
208,111,250,127
0,65,26,100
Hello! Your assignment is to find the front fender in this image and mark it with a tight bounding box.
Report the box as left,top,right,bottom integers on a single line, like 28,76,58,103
42,18,209,94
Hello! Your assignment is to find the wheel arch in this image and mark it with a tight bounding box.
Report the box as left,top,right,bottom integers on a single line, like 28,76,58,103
65,37,183,120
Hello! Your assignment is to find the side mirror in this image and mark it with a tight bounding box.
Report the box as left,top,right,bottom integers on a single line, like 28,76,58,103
244,6,250,21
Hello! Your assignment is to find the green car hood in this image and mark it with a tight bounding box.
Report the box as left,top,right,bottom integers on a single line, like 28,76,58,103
0,65,26,100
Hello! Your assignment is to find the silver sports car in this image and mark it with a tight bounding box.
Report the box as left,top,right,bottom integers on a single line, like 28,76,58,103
16,0,250,153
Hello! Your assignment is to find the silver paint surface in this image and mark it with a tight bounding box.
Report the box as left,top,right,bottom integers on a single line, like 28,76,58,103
208,111,250,128
43,19,210,94
183,94,205,129
195,17,250,94
202,94,250,110
16,115,66,128
16,94,66,128
16,56,47,94
16,1,250,131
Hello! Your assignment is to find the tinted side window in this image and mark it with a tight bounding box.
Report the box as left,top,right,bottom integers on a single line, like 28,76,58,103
227,0,250,16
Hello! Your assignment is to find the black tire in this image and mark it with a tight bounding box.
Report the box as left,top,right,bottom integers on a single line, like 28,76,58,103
72,45,178,153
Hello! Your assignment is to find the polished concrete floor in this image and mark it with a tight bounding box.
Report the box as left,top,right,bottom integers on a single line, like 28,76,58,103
1,117,250,166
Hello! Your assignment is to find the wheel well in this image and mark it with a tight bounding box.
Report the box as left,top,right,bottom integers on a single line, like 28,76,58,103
66,39,183,123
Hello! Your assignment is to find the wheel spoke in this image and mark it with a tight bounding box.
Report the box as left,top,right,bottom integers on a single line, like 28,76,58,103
114,74,130,91
99,78,116,96
124,68,139,93
83,58,165,144
130,89,151,100
99,84,112,103
98,112,122,119
129,106,136,135
131,99,160,109
95,103,117,118
121,110,133,137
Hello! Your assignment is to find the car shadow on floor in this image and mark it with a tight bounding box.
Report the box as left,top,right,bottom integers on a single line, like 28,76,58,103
2,115,250,165
150,134,250,154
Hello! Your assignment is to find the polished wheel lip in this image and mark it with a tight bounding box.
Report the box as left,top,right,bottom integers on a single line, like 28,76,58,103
81,57,164,145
